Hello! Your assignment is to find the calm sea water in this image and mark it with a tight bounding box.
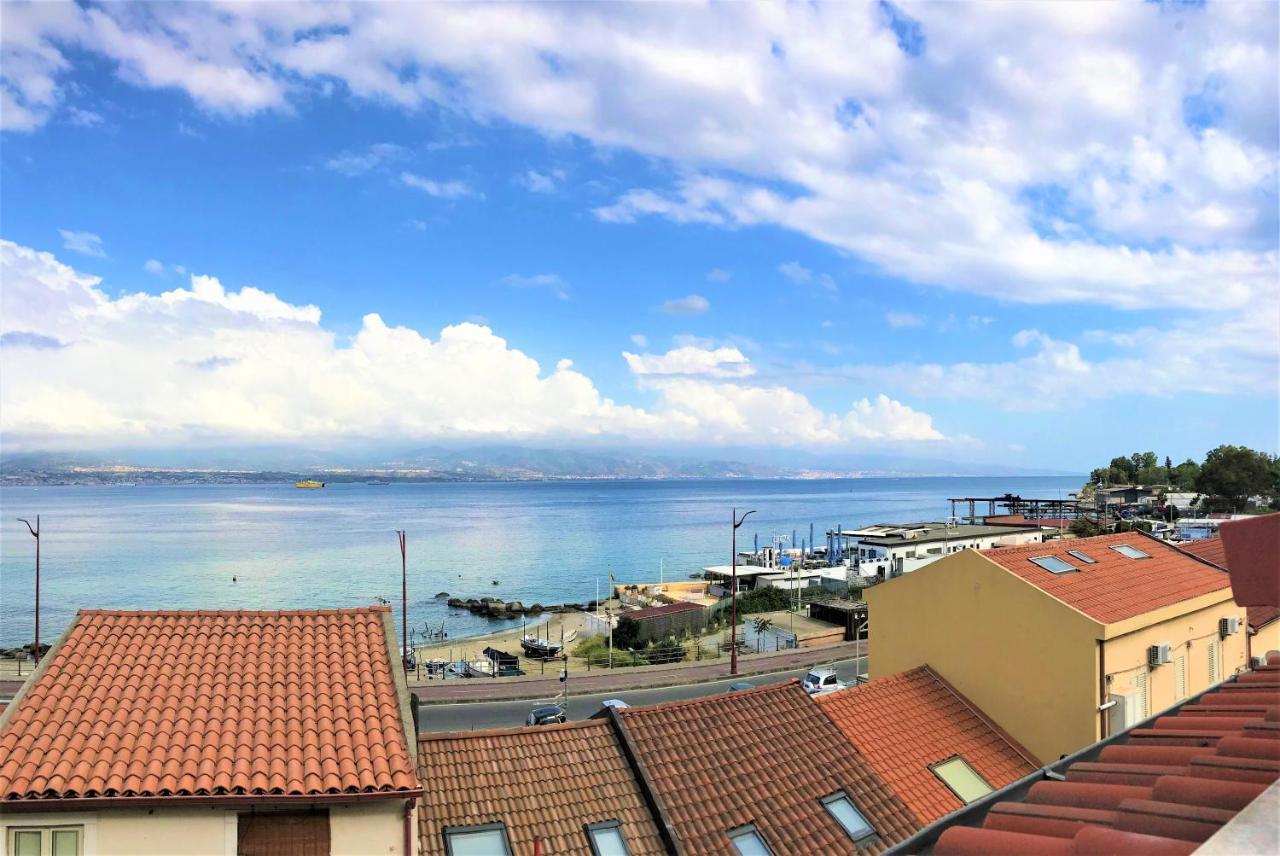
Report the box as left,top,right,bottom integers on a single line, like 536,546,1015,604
0,476,1082,646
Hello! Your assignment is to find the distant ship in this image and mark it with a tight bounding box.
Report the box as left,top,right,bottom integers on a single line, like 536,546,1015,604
295,480,325,489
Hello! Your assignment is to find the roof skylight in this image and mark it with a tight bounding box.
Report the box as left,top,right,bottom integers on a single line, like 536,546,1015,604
1110,544,1150,559
822,792,876,842
931,756,994,804
1029,555,1076,574
728,824,775,856
1066,550,1097,564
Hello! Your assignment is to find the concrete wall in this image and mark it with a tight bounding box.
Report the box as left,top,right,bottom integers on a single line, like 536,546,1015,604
1253,621,1280,661
865,550,1104,764
0,802,411,856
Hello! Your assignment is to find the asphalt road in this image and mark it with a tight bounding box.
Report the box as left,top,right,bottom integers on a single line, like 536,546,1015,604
418,656,867,732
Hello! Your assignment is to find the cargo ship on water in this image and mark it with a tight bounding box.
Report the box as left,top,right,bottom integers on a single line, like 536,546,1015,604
294,480,325,489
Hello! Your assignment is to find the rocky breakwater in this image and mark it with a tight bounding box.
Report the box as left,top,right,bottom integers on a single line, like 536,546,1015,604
446,595,596,619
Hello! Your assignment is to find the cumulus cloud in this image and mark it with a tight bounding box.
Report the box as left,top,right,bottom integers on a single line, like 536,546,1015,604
400,172,481,199
659,294,710,316
57,229,105,258
0,240,945,450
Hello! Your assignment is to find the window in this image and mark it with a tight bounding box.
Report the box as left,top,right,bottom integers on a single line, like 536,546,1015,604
821,792,876,842
1028,555,1076,574
1066,550,1097,564
1110,544,1150,559
1208,639,1220,684
8,827,82,856
238,811,328,856
728,824,774,856
585,820,630,856
930,757,994,804
445,823,513,856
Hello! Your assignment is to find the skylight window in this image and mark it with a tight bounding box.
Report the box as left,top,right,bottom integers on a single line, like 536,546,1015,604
821,792,876,842
586,821,630,856
445,823,513,856
1067,550,1097,564
1029,555,1076,574
1111,544,1150,559
728,824,775,856
931,756,994,804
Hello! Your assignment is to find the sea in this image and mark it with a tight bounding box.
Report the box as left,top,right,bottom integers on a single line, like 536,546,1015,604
0,476,1083,647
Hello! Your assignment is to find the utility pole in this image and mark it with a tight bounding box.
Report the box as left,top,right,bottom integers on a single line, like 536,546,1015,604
395,530,408,670
731,508,756,676
17,516,40,663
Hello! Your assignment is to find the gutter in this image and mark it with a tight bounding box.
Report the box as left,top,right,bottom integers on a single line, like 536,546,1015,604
0,789,425,814
605,706,682,856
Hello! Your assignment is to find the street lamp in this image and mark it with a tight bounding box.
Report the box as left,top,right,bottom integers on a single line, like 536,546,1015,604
16,516,40,663
730,508,756,676
395,530,408,671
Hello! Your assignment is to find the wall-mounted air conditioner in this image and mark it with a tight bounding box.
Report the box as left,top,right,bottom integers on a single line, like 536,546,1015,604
1219,616,1241,637
1147,642,1173,666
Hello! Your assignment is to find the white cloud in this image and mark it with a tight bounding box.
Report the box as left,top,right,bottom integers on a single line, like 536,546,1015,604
325,142,406,175
516,169,564,193
778,261,836,293
629,333,648,348
503,273,569,300
623,345,756,379
659,294,710,316
143,259,166,275
0,239,945,450
400,172,481,199
66,105,102,126
885,311,926,328
57,229,105,258
706,267,732,283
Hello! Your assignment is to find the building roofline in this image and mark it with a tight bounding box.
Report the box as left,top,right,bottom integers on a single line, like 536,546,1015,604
605,705,683,855
0,612,84,734
0,788,424,813
379,608,422,791
417,718,609,743
74,606,393,618
920,665,1042,771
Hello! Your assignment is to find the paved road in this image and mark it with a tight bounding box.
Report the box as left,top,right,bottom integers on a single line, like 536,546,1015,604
418,656,866,732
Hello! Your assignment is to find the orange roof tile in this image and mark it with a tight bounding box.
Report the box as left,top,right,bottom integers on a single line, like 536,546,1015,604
981,533,1231,624
616,680,920,854
0,607,419,802
418,719,666,856
1175,537,1280,631
817,666,1039,824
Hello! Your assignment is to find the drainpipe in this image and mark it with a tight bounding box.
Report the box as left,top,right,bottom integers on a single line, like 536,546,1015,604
404,798,415,856
1097,640,1108,741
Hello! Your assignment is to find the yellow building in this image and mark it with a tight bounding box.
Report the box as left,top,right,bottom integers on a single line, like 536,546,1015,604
866,532,1248,764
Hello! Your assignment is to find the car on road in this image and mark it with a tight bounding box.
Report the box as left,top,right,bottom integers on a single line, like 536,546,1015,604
802,667,847,696
526,705,566,726
728,682,756,692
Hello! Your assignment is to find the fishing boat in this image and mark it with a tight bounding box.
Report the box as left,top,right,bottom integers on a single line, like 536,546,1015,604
465,659,498,678
519,635,563,659
295,480,325,489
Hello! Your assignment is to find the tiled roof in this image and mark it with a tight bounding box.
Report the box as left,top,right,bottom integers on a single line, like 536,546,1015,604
418,719,666,856
1176,536,1280,631
817,666,1039,824
910,656,1280,856
0,608,419,802
623,601,706,621
616,680,920,854
981,533,1231,624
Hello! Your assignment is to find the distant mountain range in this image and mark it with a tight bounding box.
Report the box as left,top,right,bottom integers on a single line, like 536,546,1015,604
0,445,1076,485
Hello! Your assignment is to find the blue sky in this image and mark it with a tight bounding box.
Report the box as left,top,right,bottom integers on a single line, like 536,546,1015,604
1,1,1276,471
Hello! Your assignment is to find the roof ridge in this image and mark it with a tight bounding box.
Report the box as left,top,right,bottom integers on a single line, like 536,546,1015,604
617,677,802,717
417,718,609,742
77,605,392,618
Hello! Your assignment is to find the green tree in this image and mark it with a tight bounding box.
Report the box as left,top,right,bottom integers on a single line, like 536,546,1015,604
1111,455,1137,482
1164,455,1173,481
1195,445,1273,510
1171,459,1200,490
612,617,640,650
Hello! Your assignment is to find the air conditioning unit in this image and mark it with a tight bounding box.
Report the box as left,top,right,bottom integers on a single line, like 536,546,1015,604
1219,616,1241,637
1148,643,1173,666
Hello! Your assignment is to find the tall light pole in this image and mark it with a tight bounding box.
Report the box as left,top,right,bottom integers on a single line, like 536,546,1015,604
395,530,408,670
730,508,756,676
17,516,40,662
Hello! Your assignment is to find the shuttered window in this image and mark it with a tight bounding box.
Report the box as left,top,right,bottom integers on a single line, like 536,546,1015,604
1133,671,1149,723
238,811,330,856
1208,639,1220,685
1175,656,1187,701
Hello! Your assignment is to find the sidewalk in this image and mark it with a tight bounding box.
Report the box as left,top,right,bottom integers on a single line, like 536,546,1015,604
410,640,866,704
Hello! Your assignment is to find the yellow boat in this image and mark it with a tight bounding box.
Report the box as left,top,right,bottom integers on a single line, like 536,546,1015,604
295,480,325,489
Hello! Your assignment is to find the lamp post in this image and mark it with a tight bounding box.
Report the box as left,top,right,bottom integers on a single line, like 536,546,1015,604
395,530,408,671
730,508,756,676
17,516,40,663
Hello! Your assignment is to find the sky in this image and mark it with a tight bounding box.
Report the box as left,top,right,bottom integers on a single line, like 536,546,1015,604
0,1,1276,472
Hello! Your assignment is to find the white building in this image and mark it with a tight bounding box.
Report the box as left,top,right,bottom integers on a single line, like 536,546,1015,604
843,521,1045,581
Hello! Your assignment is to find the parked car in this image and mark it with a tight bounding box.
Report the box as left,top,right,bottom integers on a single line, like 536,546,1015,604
728,682,756,692
526,705,566,726
802,667,847,696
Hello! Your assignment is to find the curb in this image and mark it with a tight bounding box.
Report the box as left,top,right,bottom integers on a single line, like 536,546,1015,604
411,644,864,705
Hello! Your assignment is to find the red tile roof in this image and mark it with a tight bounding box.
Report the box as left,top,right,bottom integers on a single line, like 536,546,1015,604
418,719,666,855
1219,514,1280,608
923,656,1280,856
981,533,1231,624
623,601,706,621
817,666,1039,824
616,680,920,854
1176,535,1280,632
0,608,419,802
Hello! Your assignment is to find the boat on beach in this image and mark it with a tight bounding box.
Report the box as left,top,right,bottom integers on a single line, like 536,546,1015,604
519,635,563,659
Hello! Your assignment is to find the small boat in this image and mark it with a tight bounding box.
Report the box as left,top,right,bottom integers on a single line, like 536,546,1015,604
520,635,563,659
295,480,325,489
465,659,498,678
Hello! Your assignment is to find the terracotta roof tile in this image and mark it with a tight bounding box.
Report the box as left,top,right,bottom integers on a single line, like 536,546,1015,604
982,533,1231,624
623,601,706,621
417,719,666,856
817,666,1039,824
1175,537,1280,631
617,680,920,854
0,607,418,802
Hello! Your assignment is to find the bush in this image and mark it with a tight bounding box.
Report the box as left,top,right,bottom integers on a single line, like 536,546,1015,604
737,587,791,616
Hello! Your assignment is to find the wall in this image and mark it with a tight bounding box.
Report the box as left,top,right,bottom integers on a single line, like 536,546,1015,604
331,801,411,856
1253,621,1280,661
865,551,1104,764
